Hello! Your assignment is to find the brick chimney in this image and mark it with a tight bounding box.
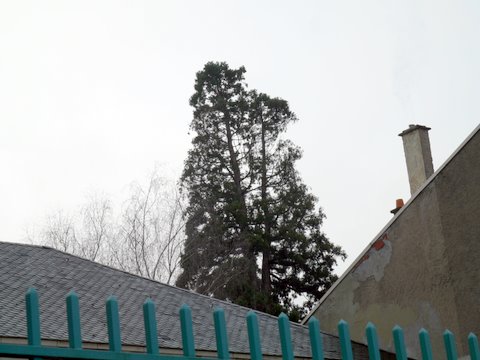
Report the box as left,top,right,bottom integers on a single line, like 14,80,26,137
399,124,434,195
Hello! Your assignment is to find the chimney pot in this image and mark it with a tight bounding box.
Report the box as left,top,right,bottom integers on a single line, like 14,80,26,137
396,198,404,208
390,198,404,215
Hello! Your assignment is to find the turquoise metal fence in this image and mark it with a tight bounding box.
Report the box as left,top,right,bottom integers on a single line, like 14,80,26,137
0,288,479,360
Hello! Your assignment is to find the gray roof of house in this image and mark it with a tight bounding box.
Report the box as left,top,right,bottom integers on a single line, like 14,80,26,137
0,242,378,359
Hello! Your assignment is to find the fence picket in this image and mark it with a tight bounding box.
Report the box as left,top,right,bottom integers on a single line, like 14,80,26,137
392,326,407,360
443,330,458,360
26,288,41,346
419,329,433,360
106,296,122,352
468,333,480,360
26,288,41,360
278,313,294,360
246,311,263,360
308,317,324,360
366,323,380,360
66,291,82,349
338,320,353,360
179,304,195,357
143,299,159,354
213,308,230,360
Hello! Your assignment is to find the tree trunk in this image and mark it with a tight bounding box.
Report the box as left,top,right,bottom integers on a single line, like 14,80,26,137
260,118,272,295
225,115,248,225
224,114,256,285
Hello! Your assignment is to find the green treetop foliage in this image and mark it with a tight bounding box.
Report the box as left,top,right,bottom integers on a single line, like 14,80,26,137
176,62,345,320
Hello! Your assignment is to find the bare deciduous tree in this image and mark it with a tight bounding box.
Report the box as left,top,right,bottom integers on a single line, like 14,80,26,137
42,210,78,254
35,171,185,285
112,172,185,284
39,194,113,263
79,194,112,263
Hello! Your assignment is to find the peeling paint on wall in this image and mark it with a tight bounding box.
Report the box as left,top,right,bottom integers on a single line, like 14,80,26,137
353,233,392,282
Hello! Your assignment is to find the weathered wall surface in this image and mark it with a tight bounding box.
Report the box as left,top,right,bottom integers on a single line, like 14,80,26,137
436,129,480,351
310,128,480,359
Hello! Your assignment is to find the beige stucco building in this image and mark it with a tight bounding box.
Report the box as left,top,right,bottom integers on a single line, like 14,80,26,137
303,124,480,359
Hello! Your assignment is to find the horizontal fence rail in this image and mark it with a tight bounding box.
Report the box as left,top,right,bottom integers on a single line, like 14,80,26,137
0,289,479,360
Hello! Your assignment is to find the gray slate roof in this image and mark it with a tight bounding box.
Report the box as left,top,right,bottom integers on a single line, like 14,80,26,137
0,242,380,359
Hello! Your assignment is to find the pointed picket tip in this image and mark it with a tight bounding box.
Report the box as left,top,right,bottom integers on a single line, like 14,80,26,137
469,333,478,340
179,304,192,316
67,290,78,298
419,328,429,335
338,320,351,334
214,307,225,314
246,311,258,324
27,287,38,295
278,312,289,320
179,303,192,318
393,325,403,332
338,320,350,336
144,298,155,305
444,329,454,336
180,303,191,311
106,296,118,308
366,322,376,330
308,316,321,335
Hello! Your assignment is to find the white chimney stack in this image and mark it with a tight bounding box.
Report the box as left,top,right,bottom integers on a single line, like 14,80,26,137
399,124,434,195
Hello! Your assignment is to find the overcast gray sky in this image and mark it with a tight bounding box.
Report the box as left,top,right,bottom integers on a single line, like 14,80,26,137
1,1,479,274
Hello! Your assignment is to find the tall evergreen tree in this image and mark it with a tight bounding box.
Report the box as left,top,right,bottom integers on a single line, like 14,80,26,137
177,62,345,319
